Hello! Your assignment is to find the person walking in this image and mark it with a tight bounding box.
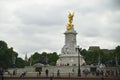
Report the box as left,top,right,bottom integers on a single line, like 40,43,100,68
72,68,74,75
57,69,60,77
0,68,4,80
13,69,16,76
45,69,49,77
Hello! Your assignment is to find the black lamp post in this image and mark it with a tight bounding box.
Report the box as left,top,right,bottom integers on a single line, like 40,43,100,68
76,46,81,77
115,55,118,76
12,54,16,68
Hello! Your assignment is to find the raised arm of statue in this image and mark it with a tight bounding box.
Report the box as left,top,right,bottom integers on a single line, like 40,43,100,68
68,12,74,23
66,12,74,30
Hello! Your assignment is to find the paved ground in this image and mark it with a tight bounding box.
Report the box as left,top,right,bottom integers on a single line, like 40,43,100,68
2,72,120,80
2,76,120,80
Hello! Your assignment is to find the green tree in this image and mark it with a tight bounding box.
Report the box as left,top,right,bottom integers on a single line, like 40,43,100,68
114,46,120,65
0,41,18,69
102,52,114,65
29,52,59,66
81,49,104,65
47,52,59,65
15,57,26,68
29,52,41,65
81,49,87,57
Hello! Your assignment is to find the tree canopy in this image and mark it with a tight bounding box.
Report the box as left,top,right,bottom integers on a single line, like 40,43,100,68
29,52,59,66
0,41,18,69
81,46,120,66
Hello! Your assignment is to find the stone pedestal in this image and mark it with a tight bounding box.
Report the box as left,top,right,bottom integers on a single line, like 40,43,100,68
56,28,85,66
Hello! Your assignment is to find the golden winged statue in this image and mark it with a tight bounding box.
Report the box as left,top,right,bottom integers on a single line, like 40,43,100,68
66,12,74,30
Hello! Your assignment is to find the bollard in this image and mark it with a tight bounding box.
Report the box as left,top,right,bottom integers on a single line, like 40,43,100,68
69,72,70,77
50,76,53,80
52,73,54,77
101,77,104,80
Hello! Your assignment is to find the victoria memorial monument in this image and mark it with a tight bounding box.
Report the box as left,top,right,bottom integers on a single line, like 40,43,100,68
56,12,86,66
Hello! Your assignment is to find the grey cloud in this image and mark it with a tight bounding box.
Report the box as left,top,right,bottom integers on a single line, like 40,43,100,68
110,13,120,24
110,0,120,9
102,0,120,11
76,0,120,16
82,28,100,37
106,28,120,42
15,4,65,26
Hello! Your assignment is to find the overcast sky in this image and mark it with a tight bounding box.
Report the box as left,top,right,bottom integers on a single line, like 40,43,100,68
0,0,120,58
